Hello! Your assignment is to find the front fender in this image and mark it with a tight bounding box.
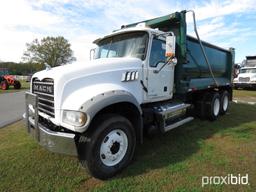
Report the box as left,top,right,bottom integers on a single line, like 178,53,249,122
82,89,142,117
79,90,142,132
61,86,142,133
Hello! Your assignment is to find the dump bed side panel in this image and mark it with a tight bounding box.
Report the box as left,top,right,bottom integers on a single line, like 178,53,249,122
175,36,234,94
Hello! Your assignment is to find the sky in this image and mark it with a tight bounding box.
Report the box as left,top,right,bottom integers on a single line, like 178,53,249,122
0,0,256,64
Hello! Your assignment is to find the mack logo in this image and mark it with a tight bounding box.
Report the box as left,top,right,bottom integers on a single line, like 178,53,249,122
33,84,53,94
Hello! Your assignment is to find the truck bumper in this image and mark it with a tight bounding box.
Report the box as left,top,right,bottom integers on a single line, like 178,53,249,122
24,92,78,156
234,83,256,89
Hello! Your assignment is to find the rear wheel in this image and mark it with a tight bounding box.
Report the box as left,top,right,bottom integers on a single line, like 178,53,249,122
195,93,208,119
79,114,136,180
205,92,220,121
0,80,9,90
220,91,229,115
14,80,21,89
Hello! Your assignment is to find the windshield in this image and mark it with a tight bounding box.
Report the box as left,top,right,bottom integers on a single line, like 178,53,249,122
240,68,256,73
95,31,148,60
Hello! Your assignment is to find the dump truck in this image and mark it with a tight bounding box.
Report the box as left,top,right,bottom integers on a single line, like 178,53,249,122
24,10,235,179
233,56,256,89
242,56,256,68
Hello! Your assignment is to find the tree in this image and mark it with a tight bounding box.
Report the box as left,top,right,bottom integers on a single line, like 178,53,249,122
0,62,44,75
23,36,76,67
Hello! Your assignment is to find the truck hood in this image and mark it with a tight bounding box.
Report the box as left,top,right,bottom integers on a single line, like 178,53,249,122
32,57,144,127
33,57,142,81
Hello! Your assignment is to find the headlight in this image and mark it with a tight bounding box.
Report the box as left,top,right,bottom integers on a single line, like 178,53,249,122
233,78,238,83
62,110,87,127
250,77,256,82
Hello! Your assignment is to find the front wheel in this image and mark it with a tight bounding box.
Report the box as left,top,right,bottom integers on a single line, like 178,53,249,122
80,114,136,180
14,80,21,89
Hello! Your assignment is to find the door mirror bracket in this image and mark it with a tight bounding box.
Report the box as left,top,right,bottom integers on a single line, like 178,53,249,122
153,57,177,74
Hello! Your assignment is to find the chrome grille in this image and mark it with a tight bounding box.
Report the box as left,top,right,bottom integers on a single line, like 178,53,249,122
32,78,55,117
239,77,250,82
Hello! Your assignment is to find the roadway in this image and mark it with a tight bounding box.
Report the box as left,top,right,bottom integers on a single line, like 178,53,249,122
0,91,26,128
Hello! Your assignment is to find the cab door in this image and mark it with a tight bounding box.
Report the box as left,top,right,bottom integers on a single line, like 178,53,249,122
146,37,175,101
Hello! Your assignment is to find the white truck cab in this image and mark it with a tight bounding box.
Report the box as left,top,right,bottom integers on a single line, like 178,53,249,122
93,27,176,103
233,67,256,89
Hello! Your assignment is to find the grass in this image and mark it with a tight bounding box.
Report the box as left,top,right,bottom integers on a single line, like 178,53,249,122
0,103,256,192
233,89,256,102
0,80,30,94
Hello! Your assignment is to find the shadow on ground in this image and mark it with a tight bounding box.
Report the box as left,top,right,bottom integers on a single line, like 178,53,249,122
118,103,256,178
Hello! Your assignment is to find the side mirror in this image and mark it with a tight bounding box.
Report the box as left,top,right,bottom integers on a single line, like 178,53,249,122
165,35,176,58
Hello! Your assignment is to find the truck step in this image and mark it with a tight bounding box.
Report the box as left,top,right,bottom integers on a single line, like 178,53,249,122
164,117,194,132
154,103,190,116
153,102,192,133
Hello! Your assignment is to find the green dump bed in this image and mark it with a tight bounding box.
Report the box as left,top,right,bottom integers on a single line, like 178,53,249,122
177,35,234,94
122,10,235,95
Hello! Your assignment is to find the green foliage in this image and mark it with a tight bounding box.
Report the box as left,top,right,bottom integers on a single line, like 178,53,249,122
0,62,44,75
23,36,76,67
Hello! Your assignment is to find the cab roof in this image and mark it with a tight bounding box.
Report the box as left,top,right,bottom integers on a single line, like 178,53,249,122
93,27,164,44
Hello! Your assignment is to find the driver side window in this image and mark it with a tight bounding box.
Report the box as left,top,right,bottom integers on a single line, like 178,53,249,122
149,38,166,67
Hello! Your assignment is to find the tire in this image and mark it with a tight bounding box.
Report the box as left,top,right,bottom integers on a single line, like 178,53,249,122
1,80,9,90
14,81,21,89
195,93,208,119
220,91,229,115
205,92,220,121
80,114,136,180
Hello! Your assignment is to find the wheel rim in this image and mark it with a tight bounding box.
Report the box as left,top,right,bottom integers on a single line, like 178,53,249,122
100,129,128,166
213,98,220,116
222,95,229,111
